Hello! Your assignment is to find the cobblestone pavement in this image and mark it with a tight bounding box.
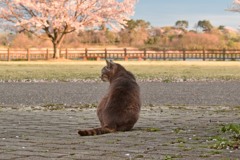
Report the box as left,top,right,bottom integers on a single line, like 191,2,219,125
0,106,240,160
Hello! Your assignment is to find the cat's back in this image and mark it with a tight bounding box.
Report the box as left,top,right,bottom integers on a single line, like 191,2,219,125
111,70,139,91
108,71,140,106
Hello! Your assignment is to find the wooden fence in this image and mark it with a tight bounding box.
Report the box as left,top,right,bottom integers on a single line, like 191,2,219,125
0,48,240,61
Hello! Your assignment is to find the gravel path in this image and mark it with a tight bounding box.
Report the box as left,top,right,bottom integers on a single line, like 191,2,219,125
0,81,240,107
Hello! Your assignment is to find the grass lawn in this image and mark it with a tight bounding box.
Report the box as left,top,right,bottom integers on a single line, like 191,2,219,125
0,61,240,82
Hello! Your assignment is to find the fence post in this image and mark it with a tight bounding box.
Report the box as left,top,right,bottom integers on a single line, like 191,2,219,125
7,48,10,61
59,48,62,58
144,48,147,61
84,48,88,61
124,48,128,61
105,48,107,59
203,48,205,61
163,48,166,61
223,48,226,61
46,49,49,60
65,48,68,59
27,48,30,61
183,48,186,61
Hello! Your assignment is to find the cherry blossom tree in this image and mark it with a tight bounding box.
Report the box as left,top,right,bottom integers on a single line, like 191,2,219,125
0,0,137,58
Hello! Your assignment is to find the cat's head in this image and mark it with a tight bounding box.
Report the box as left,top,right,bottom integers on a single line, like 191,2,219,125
101,59,118,82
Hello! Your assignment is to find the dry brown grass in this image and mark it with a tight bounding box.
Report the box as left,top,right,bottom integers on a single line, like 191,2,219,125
0,61,239,81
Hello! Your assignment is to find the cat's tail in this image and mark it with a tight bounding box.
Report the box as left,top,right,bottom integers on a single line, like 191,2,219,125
78,127,115,136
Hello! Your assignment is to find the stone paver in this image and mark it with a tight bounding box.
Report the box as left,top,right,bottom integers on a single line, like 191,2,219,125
0,106,240,160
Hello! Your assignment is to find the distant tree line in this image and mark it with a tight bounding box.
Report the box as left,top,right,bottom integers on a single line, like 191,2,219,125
1,19,240,50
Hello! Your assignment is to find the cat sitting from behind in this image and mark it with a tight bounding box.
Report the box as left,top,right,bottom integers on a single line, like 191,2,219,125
78,60,141,136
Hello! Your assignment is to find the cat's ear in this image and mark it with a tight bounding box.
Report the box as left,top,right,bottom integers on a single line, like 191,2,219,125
106,59,114,68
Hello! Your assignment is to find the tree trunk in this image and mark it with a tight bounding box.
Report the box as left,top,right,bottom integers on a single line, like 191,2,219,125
53,43,59,59
52,33,66,59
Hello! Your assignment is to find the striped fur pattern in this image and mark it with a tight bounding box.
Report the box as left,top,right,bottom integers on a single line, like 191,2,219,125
78,60,141,136
78,127,115,136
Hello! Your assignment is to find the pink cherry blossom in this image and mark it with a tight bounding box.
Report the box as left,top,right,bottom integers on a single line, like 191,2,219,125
0,0,138,58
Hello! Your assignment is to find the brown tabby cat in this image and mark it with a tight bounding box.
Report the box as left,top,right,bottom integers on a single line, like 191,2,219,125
78,60,141,136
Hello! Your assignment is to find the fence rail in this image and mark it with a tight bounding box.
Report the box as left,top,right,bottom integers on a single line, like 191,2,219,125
1,48,240,61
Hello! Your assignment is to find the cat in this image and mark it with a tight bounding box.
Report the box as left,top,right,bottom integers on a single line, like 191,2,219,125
78,60,141,136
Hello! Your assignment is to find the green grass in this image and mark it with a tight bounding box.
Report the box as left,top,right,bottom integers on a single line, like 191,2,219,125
145,127,161,132
124,61,240,81
0,61,102,81
0,61,240,81
208,124,240,150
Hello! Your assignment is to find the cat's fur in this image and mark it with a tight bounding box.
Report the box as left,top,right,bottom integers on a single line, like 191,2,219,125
78,60,141,136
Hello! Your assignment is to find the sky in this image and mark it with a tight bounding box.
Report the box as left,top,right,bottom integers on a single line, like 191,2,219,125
132,0,240,30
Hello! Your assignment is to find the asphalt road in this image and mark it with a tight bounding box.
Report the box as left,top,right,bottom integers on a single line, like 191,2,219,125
0,81,240,107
